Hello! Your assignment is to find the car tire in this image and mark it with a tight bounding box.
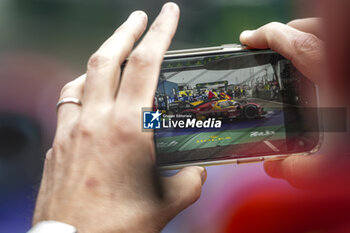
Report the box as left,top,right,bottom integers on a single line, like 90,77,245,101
188,112,197,120
243,104,258,119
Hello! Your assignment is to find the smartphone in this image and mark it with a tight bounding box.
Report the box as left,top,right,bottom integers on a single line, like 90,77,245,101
152,44,321,169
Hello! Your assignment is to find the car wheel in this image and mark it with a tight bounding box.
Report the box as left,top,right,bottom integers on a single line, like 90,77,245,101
188,112,197,120
243,104,258,119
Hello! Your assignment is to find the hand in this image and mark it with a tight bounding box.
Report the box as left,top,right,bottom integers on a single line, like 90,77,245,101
32,3,206,233
239,18,348,189
240,18,324,88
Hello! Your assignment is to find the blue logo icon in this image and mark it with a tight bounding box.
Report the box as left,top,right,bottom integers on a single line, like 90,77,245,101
143,110,162,129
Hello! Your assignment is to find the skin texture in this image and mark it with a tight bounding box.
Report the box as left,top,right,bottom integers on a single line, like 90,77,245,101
240,18,327,189
240,17,350,190
32,3,206,233
240,19,325,88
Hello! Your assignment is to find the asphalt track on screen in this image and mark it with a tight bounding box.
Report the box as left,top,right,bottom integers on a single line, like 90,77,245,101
155,98,287,153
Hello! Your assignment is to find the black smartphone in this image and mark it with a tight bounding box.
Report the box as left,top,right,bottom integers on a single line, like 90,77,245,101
151,44,321,169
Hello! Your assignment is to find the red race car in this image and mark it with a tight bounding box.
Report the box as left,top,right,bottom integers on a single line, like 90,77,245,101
181,99,265,120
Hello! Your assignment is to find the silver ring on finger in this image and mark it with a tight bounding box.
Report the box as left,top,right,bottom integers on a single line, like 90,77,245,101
56,97,82,112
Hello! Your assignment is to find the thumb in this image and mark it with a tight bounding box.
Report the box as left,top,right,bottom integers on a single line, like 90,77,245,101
264,155,327,189
163,166,207,214
239,22,324,87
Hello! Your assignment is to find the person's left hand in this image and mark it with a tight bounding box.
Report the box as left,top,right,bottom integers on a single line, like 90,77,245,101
32,3,206,233
239,18,350,190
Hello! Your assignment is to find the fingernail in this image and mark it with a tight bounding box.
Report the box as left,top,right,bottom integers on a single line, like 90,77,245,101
240,30,255,41
161,2,179,15
129,10,146,20
200,167,207,185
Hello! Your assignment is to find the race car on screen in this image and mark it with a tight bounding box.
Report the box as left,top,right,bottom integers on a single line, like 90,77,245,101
167,98,219,114
181,99,265,120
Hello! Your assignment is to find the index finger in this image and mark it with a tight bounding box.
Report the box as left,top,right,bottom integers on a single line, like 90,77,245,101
115,2,180,109
264,155,324,188
287,18,324,40
240,22,324,87
83,11,148,110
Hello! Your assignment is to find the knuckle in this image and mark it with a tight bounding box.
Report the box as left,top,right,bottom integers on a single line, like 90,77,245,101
112,115,139,142
114,24,126,35
287,19,299,26
70,121,94,139
264,21,284,30
87,52,112,70
51,136,66,154
114,20,141,43
259,22,285,43
114,23,139,40
292,33,320,52
260,22,284,37
128,49,153,68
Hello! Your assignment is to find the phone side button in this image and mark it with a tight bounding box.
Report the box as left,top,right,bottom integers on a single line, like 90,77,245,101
236,157,264,164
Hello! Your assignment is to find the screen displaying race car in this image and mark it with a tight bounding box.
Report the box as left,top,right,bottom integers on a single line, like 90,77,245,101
181,99,265,120
153,51,318,167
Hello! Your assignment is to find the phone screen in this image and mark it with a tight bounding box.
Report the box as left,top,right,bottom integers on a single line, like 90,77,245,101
153,50,319,167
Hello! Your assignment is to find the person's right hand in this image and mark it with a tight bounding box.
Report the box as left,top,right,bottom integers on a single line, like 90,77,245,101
32,3,206,233
239,18,350,189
